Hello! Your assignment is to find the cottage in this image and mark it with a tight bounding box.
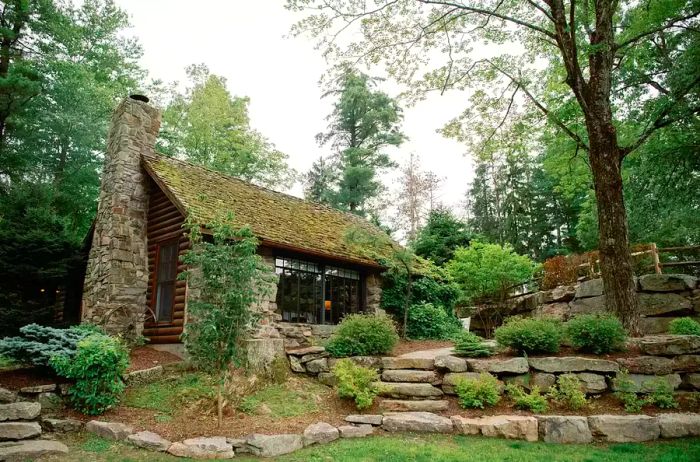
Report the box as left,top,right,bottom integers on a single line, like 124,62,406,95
80,95,395,361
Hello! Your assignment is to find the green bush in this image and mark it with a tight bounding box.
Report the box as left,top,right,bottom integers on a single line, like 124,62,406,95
453,373,501,409
380,267,461,319
51,334,129,415
612,371,677,412
505,383,548,413
612,372,645,413
406,303,461,340
548,374,587,410
494,317,562,354
325,314,399,357
669,317,700,336
565,314,627,354
0,323,101,367
645,377,678,409
331,358,384,410
452,331,493,357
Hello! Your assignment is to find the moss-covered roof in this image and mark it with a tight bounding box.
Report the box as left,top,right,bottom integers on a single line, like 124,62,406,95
142,154,400,268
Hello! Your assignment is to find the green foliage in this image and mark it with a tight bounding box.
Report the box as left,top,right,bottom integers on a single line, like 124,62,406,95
612,371,677,412
0,323,99,367
645,377,678,410
447,242,537,304
565,314,627,354
239,381,325,417
414,208,472,266
548,374,587,410
51,334,129,415
505,383,549,413
325,314,399,357
494,317,562,354
380,266,461,319
669,317,700,336
612,372,646,413
123,373,212,414
453,373,501,409
452,331,494,357
332,358,383,410
406,303,461,340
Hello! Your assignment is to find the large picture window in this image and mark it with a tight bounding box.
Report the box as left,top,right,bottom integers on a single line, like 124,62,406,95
275,257,363,324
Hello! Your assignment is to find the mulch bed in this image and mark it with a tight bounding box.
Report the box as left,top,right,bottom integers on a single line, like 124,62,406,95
391,340,454,356
126,347,182,373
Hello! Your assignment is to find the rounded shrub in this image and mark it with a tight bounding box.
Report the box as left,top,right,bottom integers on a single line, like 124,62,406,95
494,317,562,354
668,317,700,336
452,331,493,357
331,358,383,410
454,373,501,409
406,303,461,340
325,314,399,357
565,314,627,354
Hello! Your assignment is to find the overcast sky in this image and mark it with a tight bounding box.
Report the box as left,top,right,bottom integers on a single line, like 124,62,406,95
114,0,475,213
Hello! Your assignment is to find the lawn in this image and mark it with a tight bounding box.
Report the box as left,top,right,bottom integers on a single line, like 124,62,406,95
45,432,700,462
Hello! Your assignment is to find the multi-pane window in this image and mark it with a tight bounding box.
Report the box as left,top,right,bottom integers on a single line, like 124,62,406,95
154,241,178,322
275,257,362,324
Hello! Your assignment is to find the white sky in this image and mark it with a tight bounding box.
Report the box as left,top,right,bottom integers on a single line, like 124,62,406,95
114,0,475,213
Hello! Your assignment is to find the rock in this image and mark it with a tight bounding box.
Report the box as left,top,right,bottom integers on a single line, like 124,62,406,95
300,352,329,364
286,346,325,356
612,373,681,393
245,433,303,458
442,372,502,395
289,355,305,373
531,373,557,390
0,422,42,441
537,416,592,443
303,422,339,446
0,388,16,404
345,414,383,426
639,293,692,316
305,358,329,374
588,415,660,442
85,420,134,441
338,424,373,438
328,356,383,370
168,437,235,459
124,365,163,385
434,355,468,372
537,303,570,321
640,335,700,356
127,431,171,451
673,355,700,372
657,413,700,438
575,279,603,298
467,357,529,375
683,373,700,390
617,356,674,375
0,440,68,461
0,402,41,421
529,357,619,373
569,295,607,316
378,382,444,398
548,285,577,303
317,372,337,387
57,384,71,396
450,416,481,435
640,317,675,335
639,274,697,292
382,357,435,370
479,416,538,442
381,399,449,412
36,392,62,412
576,373,607,394
19,384,56,394
41,418,82,433
382,412,453,433
381,370,440,384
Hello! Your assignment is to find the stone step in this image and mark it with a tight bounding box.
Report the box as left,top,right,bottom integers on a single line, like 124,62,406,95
377,382,444,399
381,399,449,412
0,440,69,461
381,370,440,384
0,422,42,441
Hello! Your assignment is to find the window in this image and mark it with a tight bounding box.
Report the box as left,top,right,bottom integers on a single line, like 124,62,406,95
275,257,362,324
153,241,178,322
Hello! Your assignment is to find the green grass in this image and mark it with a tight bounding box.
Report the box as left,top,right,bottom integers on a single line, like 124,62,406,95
80,435,114,453
238,381,326,418
122,372,212,414
0,354,15,369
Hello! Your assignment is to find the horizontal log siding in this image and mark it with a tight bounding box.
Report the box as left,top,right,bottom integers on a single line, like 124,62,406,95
144,180,190,343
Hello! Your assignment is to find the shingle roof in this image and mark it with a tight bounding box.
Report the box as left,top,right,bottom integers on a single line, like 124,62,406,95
142,154,399,268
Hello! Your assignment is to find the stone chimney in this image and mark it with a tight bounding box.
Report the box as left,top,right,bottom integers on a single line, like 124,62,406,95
82,96,161,338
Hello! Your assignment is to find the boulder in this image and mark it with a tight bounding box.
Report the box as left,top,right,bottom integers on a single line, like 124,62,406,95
0,402,41,421
85,420,133,441
452,415,537,441
36,392,62,412
381,370,440,384
305,358,329,374
547,285,577,303
0,422,42,441
639,293,692,316
612,373,681,393
450,416,481,435
382,412,453,433
328,356,383,370
569,296,607,316
588,415,660,442
345,414,383,426
245,433,304,458
338,424,374,438
378,382,444,398
673,355,700,372
442,372,502,395
300,352,329,364
434,355,468,372
168,437,234,459
127,431,171,451
537,416,592,443
657,413,700,438
41,418,83,433
317,372,337,387
381,399,449,412
639,274,697,292
19,384,56,394
467,357,528,375
303,422,339,446
639,335,700,356
616,356,674,375
528,357,619,373
537,303,570,321
124,365,164,385
531,373,557,390
575,279,604,298
288,355,305,373
683,373,700,390
286,346,325,356
640,317,675,335
0,440,68,461
576,373,607,394
0,388,16,404
382,357,435,370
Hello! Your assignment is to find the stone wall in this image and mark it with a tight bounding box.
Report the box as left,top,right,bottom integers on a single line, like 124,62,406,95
81,97,161,339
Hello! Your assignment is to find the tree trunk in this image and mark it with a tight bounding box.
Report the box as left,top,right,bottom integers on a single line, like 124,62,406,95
217,379,223,428
402,269,412,339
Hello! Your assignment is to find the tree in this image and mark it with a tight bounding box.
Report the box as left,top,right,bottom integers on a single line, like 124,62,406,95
303,155,337,204
288,0,700,333
414,208,471,266
317,66,405,215
393,153,432,241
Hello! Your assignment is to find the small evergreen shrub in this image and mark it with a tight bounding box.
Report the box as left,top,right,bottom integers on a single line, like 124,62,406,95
548,373,587,410
406,303,461,340
0,323,101,367
331,358,383,410
565,314,626,354
612,372,645,413
669,317,700,336
505,383,548,413
644,377,678,409
51,334,129,415
453,373,501,409
452,331,494,357
325,314,399,357
494,317,562,354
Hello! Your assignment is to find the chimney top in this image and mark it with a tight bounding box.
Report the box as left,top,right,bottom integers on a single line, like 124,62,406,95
129,94,150,103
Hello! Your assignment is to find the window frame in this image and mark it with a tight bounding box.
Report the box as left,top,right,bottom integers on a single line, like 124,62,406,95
150,239,180,324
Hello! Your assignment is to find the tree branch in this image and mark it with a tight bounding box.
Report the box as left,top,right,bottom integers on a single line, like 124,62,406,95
615,9,700,50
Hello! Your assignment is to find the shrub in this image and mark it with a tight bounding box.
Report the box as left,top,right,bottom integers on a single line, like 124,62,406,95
0,323,102,367
612,371,646,413
325,314,399,357
332,358,383,410
380,266,461,319
645,377,678,409
548,374,587,410
612,372,679,412
505,383,548,413
669,317,700,336
51,334,129,415
494,317,562,354
453,373,501,409
452,331,494,357
406,303,461,340
565,314,627,354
